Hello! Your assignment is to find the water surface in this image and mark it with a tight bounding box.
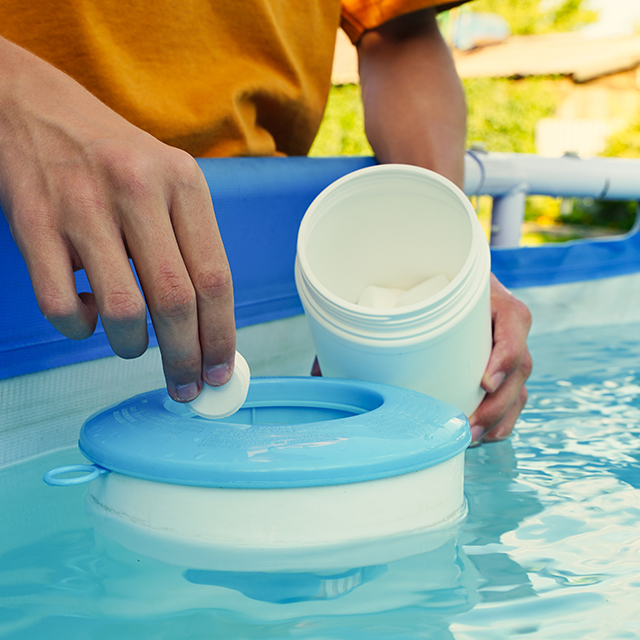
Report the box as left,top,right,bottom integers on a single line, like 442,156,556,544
1,323,639,639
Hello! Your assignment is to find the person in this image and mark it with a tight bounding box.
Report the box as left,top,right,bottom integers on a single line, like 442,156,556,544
0,0,531,445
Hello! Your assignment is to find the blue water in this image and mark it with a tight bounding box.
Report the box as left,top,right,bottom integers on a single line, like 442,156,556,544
1,323,640,639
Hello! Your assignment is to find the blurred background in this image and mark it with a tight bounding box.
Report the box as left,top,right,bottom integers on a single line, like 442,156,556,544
311,0,640,245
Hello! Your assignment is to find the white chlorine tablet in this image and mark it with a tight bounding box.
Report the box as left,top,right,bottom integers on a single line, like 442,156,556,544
396,275,449,308
187,352,251,419
356,275,450,310
357,285,405,309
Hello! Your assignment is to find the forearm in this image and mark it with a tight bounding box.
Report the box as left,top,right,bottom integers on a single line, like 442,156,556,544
357,8,466,188
357,14,532,443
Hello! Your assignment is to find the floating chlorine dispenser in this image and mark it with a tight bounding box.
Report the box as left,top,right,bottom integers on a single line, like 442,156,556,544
44,377,470,547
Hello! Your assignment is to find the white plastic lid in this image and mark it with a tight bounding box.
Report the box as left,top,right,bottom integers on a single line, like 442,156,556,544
186,352,250,419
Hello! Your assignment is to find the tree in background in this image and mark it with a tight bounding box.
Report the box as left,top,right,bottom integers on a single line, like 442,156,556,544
311,0,598,158
464,78,557,154
459,0,621,240
462,0,598,153
604,116,640,159
467,0,597,35
580,117,640,235
309,85,372,157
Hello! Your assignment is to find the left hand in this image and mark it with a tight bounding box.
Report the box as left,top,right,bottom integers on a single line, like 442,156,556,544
469,274,532,445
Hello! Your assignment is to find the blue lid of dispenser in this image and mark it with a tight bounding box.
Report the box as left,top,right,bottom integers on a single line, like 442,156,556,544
79,377,470,488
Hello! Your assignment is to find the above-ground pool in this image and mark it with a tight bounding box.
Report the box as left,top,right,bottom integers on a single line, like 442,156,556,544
1,156,640,639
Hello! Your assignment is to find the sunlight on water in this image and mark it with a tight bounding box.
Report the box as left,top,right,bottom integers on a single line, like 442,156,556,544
1,323,639,639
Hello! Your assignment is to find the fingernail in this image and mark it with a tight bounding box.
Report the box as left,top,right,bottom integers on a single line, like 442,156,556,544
486,371,506,393
175,382,199,402
204,362,233,387
470,425,485,445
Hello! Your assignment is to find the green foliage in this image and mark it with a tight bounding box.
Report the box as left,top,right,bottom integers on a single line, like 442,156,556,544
312,1,597,159
550,0,598,33
561,199,637,231
312,78,559,159
524,195,561,222
468,0,598,35
525,195,637,232
309,85,373,157
603,115,640,159
464,77,558,153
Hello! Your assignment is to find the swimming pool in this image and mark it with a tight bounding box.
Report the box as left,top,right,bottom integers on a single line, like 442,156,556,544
2,319,639,638
1,156,640,639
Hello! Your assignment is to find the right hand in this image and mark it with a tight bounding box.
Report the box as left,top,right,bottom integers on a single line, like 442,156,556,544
0,37,236,402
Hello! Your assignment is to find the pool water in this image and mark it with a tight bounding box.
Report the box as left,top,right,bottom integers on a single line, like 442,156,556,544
1,322,640,639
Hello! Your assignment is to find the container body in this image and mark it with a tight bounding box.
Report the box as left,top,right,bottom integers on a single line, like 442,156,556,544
85,453,466,550
303,281,490,415
295,164,491,416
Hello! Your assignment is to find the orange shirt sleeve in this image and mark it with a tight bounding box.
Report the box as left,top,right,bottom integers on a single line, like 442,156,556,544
341,0,473,44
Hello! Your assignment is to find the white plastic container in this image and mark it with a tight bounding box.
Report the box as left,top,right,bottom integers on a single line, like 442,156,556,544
295,164,491,416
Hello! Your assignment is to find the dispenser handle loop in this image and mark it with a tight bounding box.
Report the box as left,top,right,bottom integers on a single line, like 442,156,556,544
43,464,108,486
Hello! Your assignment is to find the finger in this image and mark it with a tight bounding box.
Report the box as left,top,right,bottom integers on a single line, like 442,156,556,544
482,385,528,443
128,229,202,401
470,345,530,443
72,229,149,360
166,156,236,387
115,188,203,402
147,261,202,403
470,344,531,429
19,231,99,341
482,274,532,394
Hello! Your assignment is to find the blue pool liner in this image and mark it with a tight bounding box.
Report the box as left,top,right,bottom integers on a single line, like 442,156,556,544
2,156,639,379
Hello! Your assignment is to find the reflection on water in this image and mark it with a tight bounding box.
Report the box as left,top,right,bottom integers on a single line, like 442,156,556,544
1,322,640,639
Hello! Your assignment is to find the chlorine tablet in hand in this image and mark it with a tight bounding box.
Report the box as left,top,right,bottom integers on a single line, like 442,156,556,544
187,352,251,419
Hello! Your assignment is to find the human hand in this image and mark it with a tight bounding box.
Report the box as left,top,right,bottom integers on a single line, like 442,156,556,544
0,38,236,401
469,274,532,445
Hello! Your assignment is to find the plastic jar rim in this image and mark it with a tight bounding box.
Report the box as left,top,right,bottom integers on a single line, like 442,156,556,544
295,164,486,325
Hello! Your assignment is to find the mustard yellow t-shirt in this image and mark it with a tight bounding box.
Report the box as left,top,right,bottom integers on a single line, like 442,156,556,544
0,0,461,157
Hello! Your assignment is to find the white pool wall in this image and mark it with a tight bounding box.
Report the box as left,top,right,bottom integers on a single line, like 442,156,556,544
514,271,640,336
